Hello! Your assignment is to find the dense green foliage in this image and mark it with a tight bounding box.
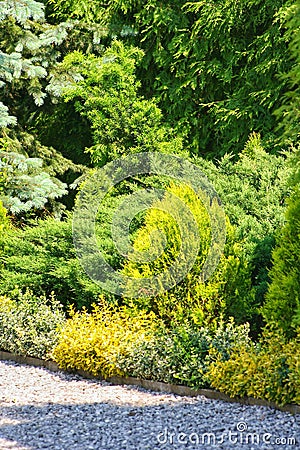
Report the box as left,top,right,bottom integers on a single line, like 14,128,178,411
262,1,300,338
48,0,294,157
116,320,251,388
1,0,300,406
58,42,180,165
194,134,291,315
0,218,103,309
276,0,300,147
52,299,298,405
262,189,300,336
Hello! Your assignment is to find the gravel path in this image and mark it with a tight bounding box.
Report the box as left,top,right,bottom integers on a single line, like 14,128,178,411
0,360,299,450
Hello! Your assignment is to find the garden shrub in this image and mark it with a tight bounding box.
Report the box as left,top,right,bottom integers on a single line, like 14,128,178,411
0,291,65,359
52,299,159,377
0,217,103,309
255,1,300,337
59,42,179,167
205,329,300,406
123,181,253,327
191,134,292,334
116,320,251,388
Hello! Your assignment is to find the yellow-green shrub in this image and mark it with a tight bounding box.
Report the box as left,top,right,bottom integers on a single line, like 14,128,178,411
52,298,159,377
206,329,300,405
123,182,253,327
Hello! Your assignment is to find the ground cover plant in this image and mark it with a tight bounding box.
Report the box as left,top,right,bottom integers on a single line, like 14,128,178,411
0,290,65,359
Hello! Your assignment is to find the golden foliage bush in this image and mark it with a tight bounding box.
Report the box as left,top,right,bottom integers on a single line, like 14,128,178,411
205,329,300,405
123,182,252,326
52,298,159,377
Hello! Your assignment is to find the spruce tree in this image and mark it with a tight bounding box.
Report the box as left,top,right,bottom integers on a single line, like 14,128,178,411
0,0,86,216
0,150,67,214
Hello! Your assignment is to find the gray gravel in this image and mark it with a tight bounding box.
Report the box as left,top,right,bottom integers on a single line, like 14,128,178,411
0,360,299,450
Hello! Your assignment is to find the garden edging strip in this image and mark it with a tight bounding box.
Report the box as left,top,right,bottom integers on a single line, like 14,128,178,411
1,350,299,415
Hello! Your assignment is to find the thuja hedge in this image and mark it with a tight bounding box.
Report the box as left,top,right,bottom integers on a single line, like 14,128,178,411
48,0,294,157
0,293,298,406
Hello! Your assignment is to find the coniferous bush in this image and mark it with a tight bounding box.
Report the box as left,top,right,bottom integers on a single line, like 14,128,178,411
0,218,103,309
262,189,300,336
56,41,181,166
192,133,292,330
122,181,253,326
262,2,300,337
49,0,295,156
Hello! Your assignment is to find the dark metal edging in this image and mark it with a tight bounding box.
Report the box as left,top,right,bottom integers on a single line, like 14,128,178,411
0,350,299,415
